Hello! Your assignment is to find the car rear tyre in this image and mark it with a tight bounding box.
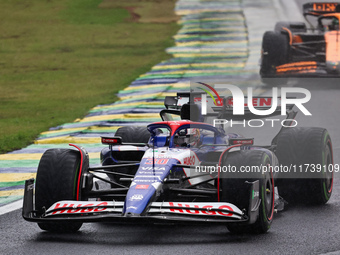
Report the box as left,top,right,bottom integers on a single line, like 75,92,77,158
115,126,150,143
260,31,289,85
220,150,275,234
275,127,333,205
35,149,84,232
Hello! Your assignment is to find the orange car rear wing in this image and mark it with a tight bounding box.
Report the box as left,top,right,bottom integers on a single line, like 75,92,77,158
303,2,340,17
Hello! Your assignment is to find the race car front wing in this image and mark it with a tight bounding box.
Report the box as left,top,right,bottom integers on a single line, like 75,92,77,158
22,178,261,225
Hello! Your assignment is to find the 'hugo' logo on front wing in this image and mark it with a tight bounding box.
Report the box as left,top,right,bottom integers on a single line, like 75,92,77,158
169,202,234,216
51,202,108,214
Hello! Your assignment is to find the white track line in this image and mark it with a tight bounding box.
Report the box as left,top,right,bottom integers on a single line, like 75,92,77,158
0,199,23,216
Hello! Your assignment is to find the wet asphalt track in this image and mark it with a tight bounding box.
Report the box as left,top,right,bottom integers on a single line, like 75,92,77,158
2,0,340,254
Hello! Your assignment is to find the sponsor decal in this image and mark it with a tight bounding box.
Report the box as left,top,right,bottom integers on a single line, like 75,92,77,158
145,158,169,165
27,183,34,191
140,167,166,171
167,202,235,217
51,202,108,215
312,3,337,12
252,190,259,199
129,194,144,201
135,179,158,183
101,137,121,145
183,156,196,166
138,171,164,175
136,184,149,189
169,121,182,127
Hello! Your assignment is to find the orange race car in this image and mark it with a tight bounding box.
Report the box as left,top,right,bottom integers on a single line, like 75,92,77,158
260,2,340,80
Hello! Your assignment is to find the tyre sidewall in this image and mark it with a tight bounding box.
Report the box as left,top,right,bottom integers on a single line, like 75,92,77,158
221,150,274,234
35,149,83,232
275,127,333,204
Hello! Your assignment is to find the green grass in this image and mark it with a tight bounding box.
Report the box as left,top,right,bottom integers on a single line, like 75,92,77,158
62,0,129,25
0,0,179,153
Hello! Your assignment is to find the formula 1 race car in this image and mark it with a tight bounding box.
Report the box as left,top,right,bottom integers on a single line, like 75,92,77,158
22,92,334,234
260,2,340,80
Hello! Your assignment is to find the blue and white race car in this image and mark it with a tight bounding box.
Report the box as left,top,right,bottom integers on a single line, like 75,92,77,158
22,93,333,234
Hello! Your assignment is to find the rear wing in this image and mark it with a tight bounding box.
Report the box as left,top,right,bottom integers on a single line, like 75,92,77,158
163,92,296,121
303,2,340,16
212,96,295,121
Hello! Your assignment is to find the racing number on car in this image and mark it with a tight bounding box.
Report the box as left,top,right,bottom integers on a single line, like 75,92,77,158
145,158,169,165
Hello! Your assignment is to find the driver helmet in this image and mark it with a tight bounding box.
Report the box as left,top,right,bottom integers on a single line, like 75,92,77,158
174,128,201,147
174,129,187,147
